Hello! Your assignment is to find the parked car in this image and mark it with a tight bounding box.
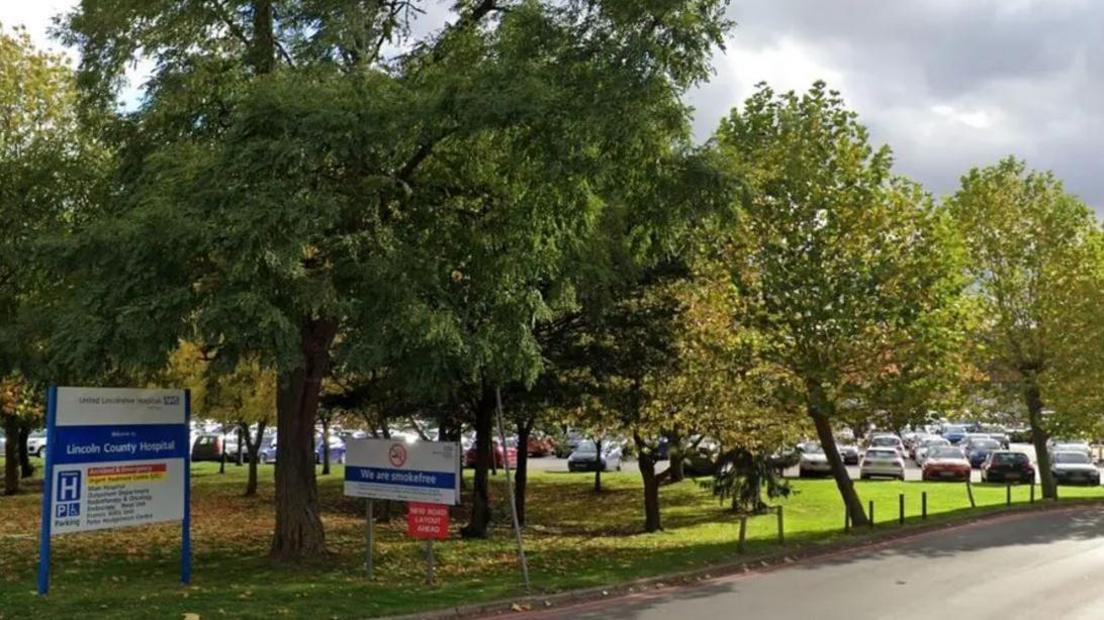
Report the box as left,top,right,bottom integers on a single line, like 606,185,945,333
981,451,1035,483
921,446,970,481
963,437,1002,468
1050,451,1100,486
463,439,519,468
1048,441,1093,459
191,433,228,461
915,437,951,466
986,432,1010,449
838,443,861,465
684,437,720,476
0,430,5,454
27,430,47,457
860,448,905,480
868,435,905,457
315,436,347,465
567,440,622,472
798,444,833,477
526,434,555,457
1007,426,1033,443
941,424,969,445
259,435,347,465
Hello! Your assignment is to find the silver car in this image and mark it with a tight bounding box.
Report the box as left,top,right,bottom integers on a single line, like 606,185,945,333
915,437,950,466
798,443,833,477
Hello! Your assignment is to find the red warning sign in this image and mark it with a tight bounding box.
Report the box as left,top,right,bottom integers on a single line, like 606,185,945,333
407,502,449,540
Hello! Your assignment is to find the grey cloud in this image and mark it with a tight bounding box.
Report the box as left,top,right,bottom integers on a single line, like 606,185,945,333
690,0,1104,209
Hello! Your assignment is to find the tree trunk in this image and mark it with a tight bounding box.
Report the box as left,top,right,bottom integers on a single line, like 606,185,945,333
635,435,662,532
271,318,337,560
515,419,531,527
1024,376,1057,499
321,417,331,476
807,383,869,526
666,431,685,483
3,415,19,495
593,436,603,493
244,421,266,496
18,424,34,478
461,388,495,538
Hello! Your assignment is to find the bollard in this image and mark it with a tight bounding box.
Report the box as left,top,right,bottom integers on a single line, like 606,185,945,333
1030,482,1035,503
921,491,927,520
777,505,785,545
738,516,748,553
966,478,976,508
868,500,874,529
899,493,905,525
1006,483,1011,507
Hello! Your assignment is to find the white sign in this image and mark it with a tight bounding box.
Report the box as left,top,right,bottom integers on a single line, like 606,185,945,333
47,387,188,535
344,439,460,505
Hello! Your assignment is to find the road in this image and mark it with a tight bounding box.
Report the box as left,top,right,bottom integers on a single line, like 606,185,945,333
513,506,1104,620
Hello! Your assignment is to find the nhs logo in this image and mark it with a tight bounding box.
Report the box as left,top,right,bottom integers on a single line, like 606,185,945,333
55,471,81,518
163,395,180,406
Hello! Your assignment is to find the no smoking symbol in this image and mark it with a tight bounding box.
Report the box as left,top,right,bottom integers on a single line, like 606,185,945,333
389,443,407,467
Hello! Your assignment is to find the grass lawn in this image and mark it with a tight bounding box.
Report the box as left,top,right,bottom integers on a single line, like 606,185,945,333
2,458,1103,619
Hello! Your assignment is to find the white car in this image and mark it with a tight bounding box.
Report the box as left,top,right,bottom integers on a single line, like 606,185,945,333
868,434,905,457
27,431,47,457
914,437,950,466
798,443,833,477
860,448,905,480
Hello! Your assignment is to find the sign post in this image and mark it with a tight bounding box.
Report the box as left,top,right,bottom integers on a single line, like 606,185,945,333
344,439,460,580
38,386,190,595
365,499,375,579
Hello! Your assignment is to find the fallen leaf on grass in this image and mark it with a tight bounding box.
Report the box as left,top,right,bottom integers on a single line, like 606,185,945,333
183,614,200,620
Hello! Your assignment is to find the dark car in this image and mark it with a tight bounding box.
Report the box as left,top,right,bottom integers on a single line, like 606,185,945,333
981,451,1035,483
838,444,861,465
1051,451,1100,486
942,424,968,445
191,433,226,461
963,438,1001,468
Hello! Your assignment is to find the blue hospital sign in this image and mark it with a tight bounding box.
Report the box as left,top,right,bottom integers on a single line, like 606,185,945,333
39,386,192,595
344,439,460,505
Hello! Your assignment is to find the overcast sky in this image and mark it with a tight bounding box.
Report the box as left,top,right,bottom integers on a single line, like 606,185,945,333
5,0,1102,209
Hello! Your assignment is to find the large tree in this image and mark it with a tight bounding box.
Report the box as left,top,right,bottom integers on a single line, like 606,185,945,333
56,1,731,556
0,27,100,492
947,157,1104,499
710,83,967,525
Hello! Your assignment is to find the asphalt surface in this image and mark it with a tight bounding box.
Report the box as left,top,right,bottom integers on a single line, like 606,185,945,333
513,506,1104,620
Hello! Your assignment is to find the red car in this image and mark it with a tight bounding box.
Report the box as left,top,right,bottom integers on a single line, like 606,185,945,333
464,439,518,468
921,446,971,481
527,435,554,457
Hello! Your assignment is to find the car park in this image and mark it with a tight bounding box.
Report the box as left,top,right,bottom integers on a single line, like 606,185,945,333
798,443,833,477
963,437,1002,468
921,446,970,481
981,451,1035,483
915,437,950,466
567,440,622,472
1050,451,1100,485
860,448,905,480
